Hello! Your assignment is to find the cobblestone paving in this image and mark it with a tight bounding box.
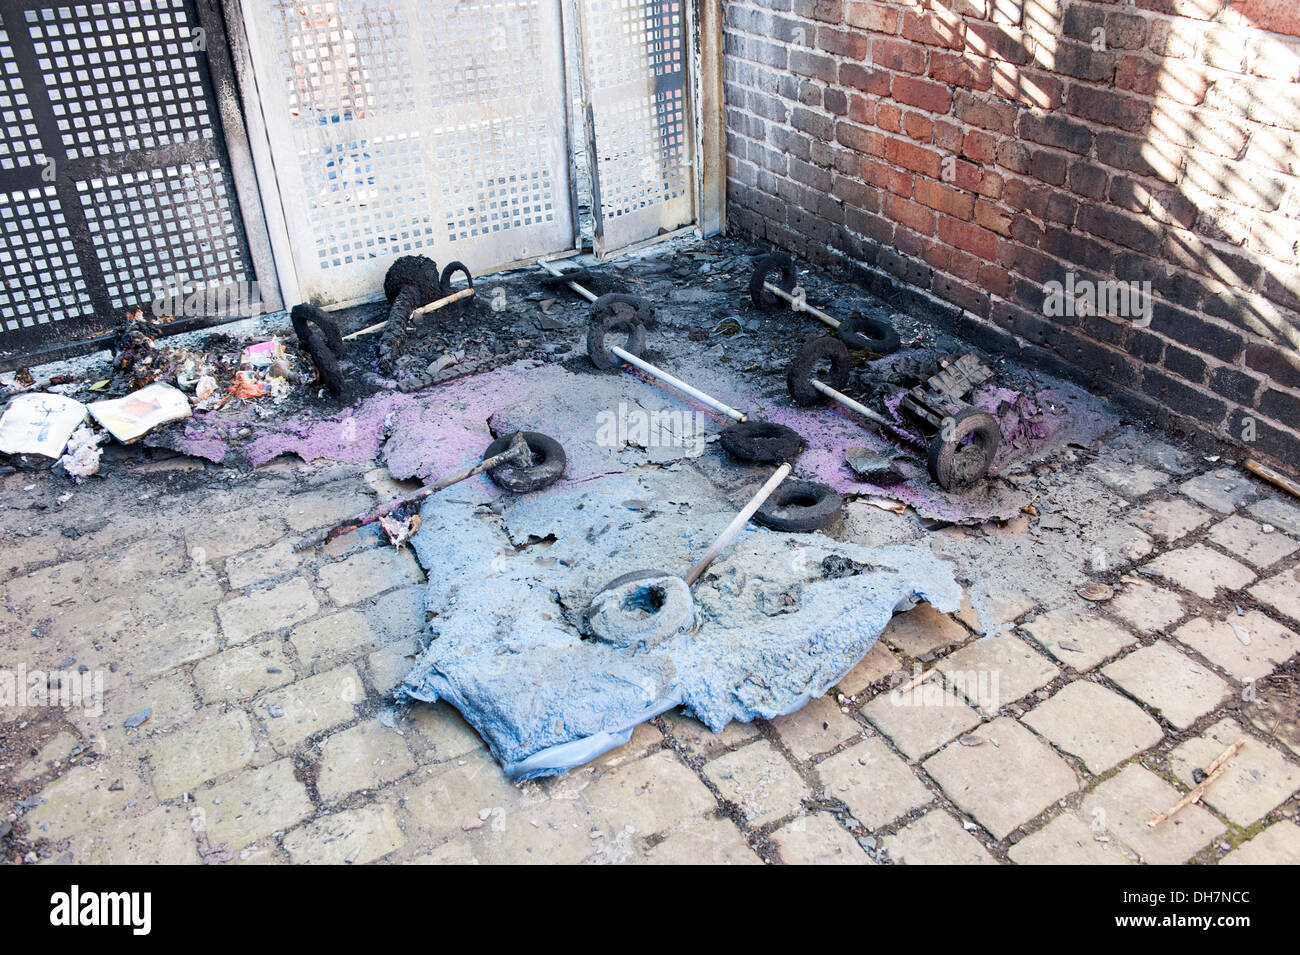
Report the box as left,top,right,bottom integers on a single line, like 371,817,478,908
2,425,1298,864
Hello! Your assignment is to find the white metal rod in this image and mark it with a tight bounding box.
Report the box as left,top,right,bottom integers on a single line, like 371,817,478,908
610,344,747,422
538,257,598,303
343,286,477,341
763,281,839,329
685,463,792,586
810,378,892,427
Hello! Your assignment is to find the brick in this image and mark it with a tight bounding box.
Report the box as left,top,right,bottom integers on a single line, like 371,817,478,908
1144,543,1256,600
257,666,364,751
954,91,1017,134
884,194,937,235
902,11,965,49
1250,565,1300,622
966,21,1030,64
892,75,953,113
283,804,404,864
1206,515,1299,569
25,764,140,841
938,216,998,260
317,548,423,606
1175,611,1298,682
880,602,968,657
1009,813,1134,865
885,137,942,177
773,814,873,864
1019,111,1091,154
217,578,320,643
1170,718,1300,826
846,1,899,33
704,740,810,825
645,818,761,865
930,51,993,90
69,806,199,865
1180,468,1261,514
194,759,314,851
193,639,295,703
1080,764,1223,864
924,717,1077,839
1129,498,1213,541
769,695,863,760
1024,680,1163,773
883,809,998,864
1102,643,1230,730
146,709,257,801
862,682,982,760
1020,606,1137,670
817,736,933,828
1221,821,1300,865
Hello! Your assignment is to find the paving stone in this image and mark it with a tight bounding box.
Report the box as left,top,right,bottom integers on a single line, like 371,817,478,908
1021,605,1137,670
317,720,416,801
317,547,423,606
1089,460,1169,498
703,740,810,826
193,639,295,702
1174,611,1297,682
956,590,1036,633
1143,544,1256,601
186,507,287,563
25,763,141,840
583,720,664,773
924,717,1077,839
14,730,80,783
1080,764,1223,864
366,638,424,693
290,609,376,666
283,804,405,864
94,670,198,752
769,695,862,761
659,709,760,761
882,810,998,865
582,750,717,835
1247,496,1300,537
1129,498,1213,542
1102,643,1230,729
772,813,873,864
257,666,364,751
402,753,595,864
1180,469,1260,514
224,540,302,589
643,818,761,865
1220,820,1300,865
835,641,903,696
1168,719,1300,827
880,602,969,658
817,736,933,829
284,488,375,532
1107,584,1187,633
217,578,320,643
1249,566,1300,622
146,709,258,801
1206,515,1299,569
68,806,199,865
1091,520,1154,566
194,759,314,851
1008,813,1134,865
861,678,982,761
1022,680,1163,774
936,633,1060,713
404,700,486,762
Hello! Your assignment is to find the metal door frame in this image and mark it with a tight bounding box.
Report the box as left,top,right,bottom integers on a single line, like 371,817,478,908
0,0,283,370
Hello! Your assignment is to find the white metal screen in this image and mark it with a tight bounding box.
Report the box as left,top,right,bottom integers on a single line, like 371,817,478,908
240,0,575,306
577,0,695,255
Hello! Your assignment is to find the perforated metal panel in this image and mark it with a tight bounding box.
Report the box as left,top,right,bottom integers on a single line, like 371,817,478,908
241,0,575,306
578,0,694,255
0,1,269,360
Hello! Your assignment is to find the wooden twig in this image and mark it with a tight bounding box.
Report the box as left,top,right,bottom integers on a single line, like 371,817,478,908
1244,459,1300,502
293,435,529,551
343,286,476,341
1147,737,1246,827
897,666,938,694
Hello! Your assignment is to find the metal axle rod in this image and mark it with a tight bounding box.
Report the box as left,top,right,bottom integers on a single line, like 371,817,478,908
609,344,747,423
810,378,893,428
295,436,531,551
763,281,839,330
685,463,792,586
538,257,598,303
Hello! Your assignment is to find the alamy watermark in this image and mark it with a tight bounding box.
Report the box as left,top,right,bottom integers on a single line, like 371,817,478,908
1043,270,1152,327
150,280,264,319
0,664,105,717
595,402,709,457
888,665,1000,712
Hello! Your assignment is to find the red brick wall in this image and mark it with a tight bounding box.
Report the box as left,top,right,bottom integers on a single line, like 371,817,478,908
723,0,1300,468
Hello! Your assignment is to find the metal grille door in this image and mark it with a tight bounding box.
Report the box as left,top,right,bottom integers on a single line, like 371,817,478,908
0,0,268,360
240,0,576,307
578,0,694,255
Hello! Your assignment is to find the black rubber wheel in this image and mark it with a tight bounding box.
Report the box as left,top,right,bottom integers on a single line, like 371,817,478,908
587,297,649,370
440,260,473,296
290,303,345,397
838,312,901,355
927,408,1000,490
754,480,843,532
719,420,804,463
592,292,653,326
483,431,567,493
787,336,850,406
750,252,797,310
383,255,441,304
